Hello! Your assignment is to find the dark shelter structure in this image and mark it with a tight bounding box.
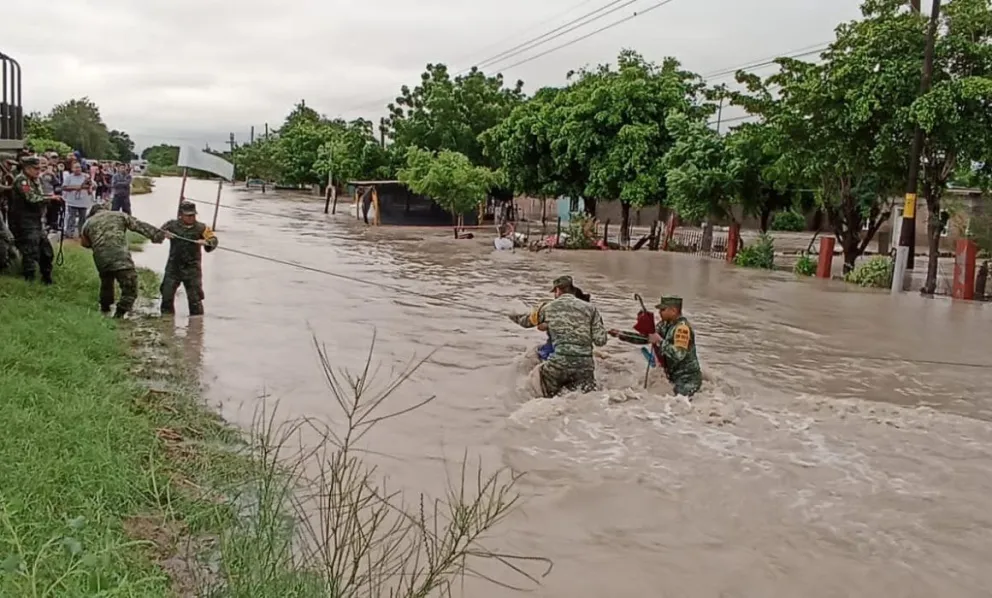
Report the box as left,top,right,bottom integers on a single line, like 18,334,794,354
347,180,480,227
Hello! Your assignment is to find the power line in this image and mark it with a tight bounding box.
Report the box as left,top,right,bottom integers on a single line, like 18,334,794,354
476,0,644,71
702,44,829,80
497,0,680,71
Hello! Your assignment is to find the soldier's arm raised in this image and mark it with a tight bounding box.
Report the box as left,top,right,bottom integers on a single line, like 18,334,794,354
508,302,546,329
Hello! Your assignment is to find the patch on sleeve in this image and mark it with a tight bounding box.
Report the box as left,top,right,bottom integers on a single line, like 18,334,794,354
673,323,691,350
20,182,31,194
528,307,541,327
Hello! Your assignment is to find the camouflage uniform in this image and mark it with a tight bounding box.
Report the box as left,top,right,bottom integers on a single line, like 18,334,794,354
616,295,702,397
0,217,15,273
80,204,165,317
510,275,608,396
7,157,54,283
160,201,218,316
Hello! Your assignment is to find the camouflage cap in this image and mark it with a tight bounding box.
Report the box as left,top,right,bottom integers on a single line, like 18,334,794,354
19,155,41,168
87,203,108,218
550,275,573,291
655,295,683,310
179,201,197,215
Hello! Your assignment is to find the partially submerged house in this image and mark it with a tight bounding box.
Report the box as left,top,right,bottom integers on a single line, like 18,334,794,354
347,180,481,227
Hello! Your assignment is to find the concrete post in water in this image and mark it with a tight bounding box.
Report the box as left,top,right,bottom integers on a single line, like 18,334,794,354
555,217,562,248
952,239,977,300
211,179,222,230
700,222,713,252
726,222,741,263
816,237,835,278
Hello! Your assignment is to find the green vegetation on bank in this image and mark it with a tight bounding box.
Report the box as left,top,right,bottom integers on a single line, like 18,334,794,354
0,247,237,595
131,176,154,196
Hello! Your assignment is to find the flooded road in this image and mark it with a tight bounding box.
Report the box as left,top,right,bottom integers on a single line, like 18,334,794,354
134,178,992,597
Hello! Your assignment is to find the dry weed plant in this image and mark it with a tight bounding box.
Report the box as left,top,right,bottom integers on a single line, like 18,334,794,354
209,332,551,597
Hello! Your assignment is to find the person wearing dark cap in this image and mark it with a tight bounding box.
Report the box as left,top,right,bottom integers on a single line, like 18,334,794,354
609,295,702,397
508,275,608,396
159,201,218,316
7,156,55,283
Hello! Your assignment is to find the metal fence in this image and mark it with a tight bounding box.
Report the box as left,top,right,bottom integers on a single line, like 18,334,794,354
1,51,23,146
665,227,730,259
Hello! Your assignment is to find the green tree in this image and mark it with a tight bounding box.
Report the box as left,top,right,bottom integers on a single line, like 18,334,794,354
724,121,804,232
24,112,72,156
47,97,113,158
108,130,137,161
385,64,524,167
313,119,389,189
141,144,180,167
232,137,281,182
553,51,709,240
397,147,501,227
662,112,733,223
913,0,992,294
731,0,922,272
480,87,568,203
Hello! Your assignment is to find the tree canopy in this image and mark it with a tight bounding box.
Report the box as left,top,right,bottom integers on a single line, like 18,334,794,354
397,147,502,225
22,99,137,161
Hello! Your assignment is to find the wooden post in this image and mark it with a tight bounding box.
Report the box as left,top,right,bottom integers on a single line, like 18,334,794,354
330,186,338,215
372,188,381,225
178,168,188,207
211,179,223,230
662,212,678,251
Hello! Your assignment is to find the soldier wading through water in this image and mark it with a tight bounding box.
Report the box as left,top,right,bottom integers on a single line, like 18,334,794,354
510,275,608,397
80,203,166,318
610,295,703,398
160,201,218,316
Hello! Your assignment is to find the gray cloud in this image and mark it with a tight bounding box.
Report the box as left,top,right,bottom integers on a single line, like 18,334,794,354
3,0,865,151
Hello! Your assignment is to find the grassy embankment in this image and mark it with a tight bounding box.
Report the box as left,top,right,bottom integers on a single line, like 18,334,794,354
0,242,543,596
131,176,154,195
0,244,246,595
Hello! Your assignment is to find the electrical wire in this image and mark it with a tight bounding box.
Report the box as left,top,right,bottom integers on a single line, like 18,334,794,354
475,0,644,71
496,0,680,71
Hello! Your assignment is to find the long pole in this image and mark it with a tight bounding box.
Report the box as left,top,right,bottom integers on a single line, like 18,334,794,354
211,178,223,229
178,167,188,207
892,0,940,293
323,146,334,214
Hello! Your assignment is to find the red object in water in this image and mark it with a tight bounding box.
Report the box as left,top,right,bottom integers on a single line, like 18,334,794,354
633,295,664,366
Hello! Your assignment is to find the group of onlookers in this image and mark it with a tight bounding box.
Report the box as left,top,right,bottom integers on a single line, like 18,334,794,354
27,151,135,237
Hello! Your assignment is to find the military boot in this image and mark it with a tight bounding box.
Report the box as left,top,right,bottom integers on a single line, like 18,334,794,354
113,307,128,319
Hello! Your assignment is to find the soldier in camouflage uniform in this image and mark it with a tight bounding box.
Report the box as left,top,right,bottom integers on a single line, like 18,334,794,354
159,201,218,316
7,156,55,284
80,203,166,318
610,295,703,397
509,275,608,397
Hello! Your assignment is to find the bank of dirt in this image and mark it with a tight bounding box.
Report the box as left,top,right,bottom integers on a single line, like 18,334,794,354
0,245,245,596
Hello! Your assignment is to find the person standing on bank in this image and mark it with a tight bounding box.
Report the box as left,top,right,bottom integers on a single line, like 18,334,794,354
509,275,608,397
609,295,703,397
80,203,166,318
61,161,93,238
111,164,133,214
8,156,55,284
160,201,218,316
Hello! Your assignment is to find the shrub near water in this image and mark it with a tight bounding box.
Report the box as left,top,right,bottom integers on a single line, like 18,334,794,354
770,210,806,232
734,233,775,269
794,253,817,276
844,256,894,288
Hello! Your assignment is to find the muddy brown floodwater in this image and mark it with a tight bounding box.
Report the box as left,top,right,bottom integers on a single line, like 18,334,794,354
133,178,992,597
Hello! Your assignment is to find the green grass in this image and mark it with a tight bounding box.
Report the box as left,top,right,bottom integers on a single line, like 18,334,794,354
131,178,154,196
126,231,150,253
0,247,244,596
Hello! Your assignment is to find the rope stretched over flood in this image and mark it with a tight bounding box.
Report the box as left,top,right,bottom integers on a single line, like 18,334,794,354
158,205,992,371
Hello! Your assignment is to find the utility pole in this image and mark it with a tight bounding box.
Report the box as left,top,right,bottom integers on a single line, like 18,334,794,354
227,132,236,155
892,0,941,293
250,126,254,144
264,123,269,139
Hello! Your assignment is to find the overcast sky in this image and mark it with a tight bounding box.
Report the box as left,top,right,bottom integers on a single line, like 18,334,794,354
2,0,867,152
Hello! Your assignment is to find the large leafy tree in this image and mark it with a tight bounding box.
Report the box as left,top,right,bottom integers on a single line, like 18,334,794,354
108,130,137,161
552,51,709,240
397,147,502,226
724,121,804,232
661,112,733,223
48,97,114,158
913,0,992,293
385,64,524,168
141,144,180,167
731,0,922,272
